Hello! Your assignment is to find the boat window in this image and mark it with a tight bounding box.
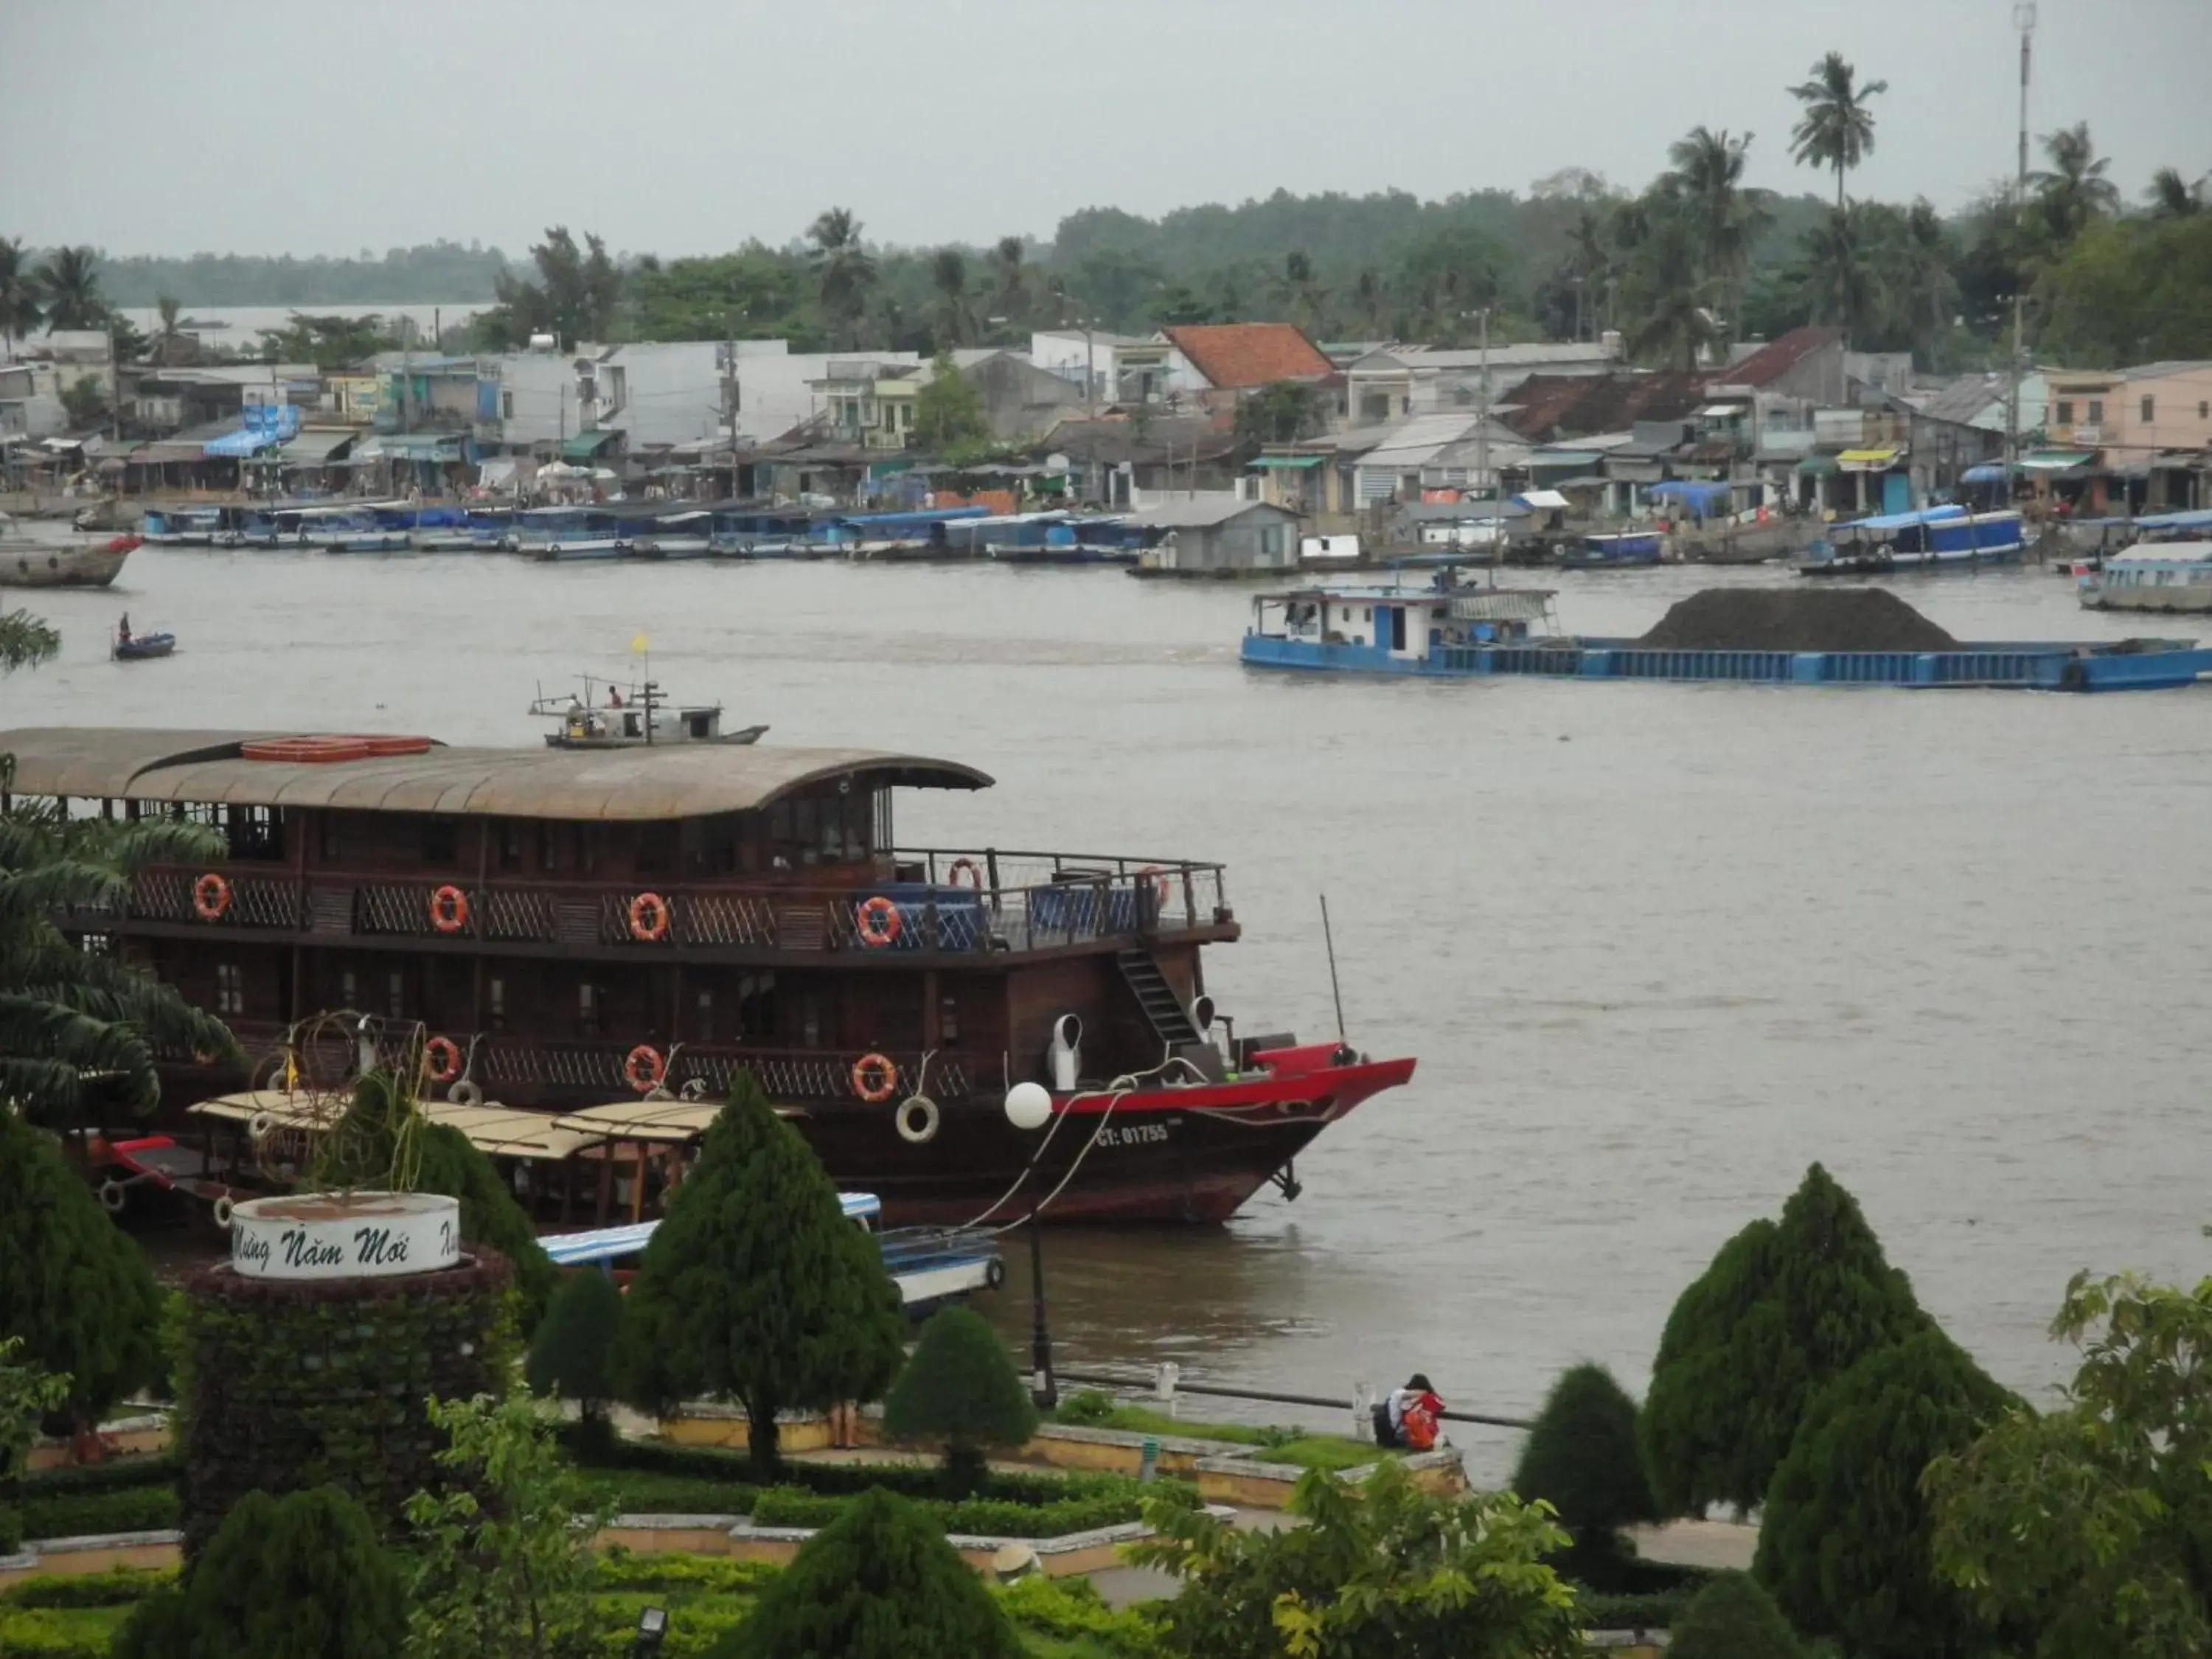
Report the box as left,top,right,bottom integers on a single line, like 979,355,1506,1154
499,821,523,872
695,989,714,1041
575,825,597,874
579,981,600,1036
225,804,284,862
637,823,675,877
387,972,405,1019
341,970,357,1009
941,992,959,1043
216,963,244,1017
800,995,821,1048
791,798,821,867
421,817,459,866
488,975,506,1032
737,973,776,1040
319,813,341,863
538,822,558,873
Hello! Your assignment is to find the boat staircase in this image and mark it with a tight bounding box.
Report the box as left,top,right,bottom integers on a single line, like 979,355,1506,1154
1116,949,1202,1050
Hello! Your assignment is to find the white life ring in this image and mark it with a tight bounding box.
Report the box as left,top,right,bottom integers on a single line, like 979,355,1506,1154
447,1079,484,1107
212,1195,235,1231
895,1095,941,1146
98,1179,128,1214
679,1077,710,1102
248,1111,275,1142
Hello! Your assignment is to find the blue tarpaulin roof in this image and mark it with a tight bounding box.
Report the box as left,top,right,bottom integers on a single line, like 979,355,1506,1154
1960,462,2011,484
201,403,302,457
1840,503,1968,532
1645,479,1732,510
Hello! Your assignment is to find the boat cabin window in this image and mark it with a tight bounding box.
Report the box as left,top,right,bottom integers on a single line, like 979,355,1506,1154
686,813,742,877
941,992,960,1042
488,975,506,1032
538,822,558,873
736,973,776,1040
386,971,406,1019
695,989,714,1040
579,981,600,1036
637,823,676,877
498,821,524,872
224,804,284,862
420,817,459,866
341,970,357,1009
686,712,712,739
319,813,341,863
216,962,244,1017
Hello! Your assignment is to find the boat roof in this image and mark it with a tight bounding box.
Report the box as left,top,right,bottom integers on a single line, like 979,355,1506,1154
551,1099,730,1141
2110,540,2212,563
542,1193,881,1265
1837,504,1969,532
187,1091,602,1159
0,728,992,821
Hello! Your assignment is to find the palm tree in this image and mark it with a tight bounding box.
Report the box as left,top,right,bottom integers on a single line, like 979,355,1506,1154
1788,52,1888,207
34,246,105,331
1620,216,1717,372
0,239,41,355
1664,126,1770,343
1279,251,1328,335
1882,201,1960,365
2031,123,2122,246
0,611,59,675
928,249,975,349
1796,206,1885,344
806,209,877,349
987,236,1029,331
2146,166,2204,219
152,294,186,364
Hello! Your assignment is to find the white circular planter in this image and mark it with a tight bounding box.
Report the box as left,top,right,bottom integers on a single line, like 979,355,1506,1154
229,1192,462,1281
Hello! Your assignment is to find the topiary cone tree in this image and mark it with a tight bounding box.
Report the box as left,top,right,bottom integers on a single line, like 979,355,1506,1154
882,1304,1040,1496
112,1484,405,1659
1511,1362,1657,1567
619,1071,905,1476
711,1485,1023,1659
1667,1571,1806,1659
1755,1326,2011,1659
526,1268,625,1433
1641,1163,1926,1514
0,1105,162,1431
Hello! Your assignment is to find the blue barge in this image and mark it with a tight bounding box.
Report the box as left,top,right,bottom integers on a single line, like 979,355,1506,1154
1241,582,2212,692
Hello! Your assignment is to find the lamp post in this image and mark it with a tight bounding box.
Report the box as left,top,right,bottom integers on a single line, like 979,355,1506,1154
1028,1211,1057,1411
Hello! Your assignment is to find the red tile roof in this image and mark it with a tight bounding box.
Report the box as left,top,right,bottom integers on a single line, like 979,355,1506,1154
1713,326,1843,389
1498,372,1708,442
1162,324,1333,389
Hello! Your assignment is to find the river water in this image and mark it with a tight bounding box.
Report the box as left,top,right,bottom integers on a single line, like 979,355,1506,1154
9,549,2208,1481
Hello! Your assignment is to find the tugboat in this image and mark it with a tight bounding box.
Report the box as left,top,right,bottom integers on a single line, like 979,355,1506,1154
529,677,768,748
4,725,1419,1223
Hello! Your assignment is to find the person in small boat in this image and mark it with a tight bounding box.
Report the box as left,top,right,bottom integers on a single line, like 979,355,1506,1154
1372,1372,1444,1451
117,613,131,645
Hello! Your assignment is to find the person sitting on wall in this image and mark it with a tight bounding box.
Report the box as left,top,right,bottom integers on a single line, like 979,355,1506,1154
1372,1372,1444,1450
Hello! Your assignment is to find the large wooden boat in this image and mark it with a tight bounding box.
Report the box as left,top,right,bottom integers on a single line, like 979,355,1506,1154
0,532,139,588
3,727,1416,1224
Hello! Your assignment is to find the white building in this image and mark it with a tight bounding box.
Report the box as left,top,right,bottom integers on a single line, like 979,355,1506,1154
1343,341,1623,427
483,339,788,451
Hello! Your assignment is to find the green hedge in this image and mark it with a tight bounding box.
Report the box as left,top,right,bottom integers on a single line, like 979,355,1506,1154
14,1455,179,1499
586,1471,759,1517
1,1567,178,1608
16,1485,181,1541
1573,1587,1695,1631
748,1476,1187,1540
0,1603,136,1657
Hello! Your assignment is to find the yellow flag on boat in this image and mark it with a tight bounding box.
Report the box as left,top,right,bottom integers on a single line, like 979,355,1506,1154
630,632,649,655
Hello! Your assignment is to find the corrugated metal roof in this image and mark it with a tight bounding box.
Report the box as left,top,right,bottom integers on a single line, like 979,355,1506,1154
1126,496,1293,529
0,728,991,819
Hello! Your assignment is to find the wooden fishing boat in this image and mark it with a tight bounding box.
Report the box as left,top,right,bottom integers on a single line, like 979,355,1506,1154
0,533,139,589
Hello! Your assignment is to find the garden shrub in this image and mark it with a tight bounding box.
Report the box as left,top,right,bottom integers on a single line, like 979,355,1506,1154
1512,1362,1658,1562
995,1573,1162,1656
16,1484,181,1540
882,1305,1039,1495
1668,1571,1806,1659
0,1566,177,1608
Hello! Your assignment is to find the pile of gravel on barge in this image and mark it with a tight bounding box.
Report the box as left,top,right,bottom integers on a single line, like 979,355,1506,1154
1635,588,1960,653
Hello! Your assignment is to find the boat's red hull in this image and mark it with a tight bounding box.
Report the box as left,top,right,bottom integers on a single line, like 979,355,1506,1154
793,1048,1417,1225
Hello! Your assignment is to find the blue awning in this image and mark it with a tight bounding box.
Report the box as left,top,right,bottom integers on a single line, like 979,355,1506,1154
1960,462,2011,484
201,403,302,458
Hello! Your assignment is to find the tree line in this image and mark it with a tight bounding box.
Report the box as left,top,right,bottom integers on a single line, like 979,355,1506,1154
8,46,2208,378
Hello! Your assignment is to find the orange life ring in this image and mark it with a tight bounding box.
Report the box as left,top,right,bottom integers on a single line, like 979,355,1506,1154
192,872,231,921
947,857,984,890
628,891,670,942
423,1035,463,1085
625,1045,665,1094
429,884,470,933
1135,865,1172,906
851,1051,898,1103
855,895,902,948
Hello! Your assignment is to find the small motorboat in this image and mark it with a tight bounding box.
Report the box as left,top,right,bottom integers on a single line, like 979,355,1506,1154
113,629,176,661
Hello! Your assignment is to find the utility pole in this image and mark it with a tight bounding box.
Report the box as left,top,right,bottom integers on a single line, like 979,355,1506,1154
2006,2,2035,473
106,324,121,443
1474,307,1492,502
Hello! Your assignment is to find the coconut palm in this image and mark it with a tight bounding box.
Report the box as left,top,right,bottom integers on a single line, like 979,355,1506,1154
151,294,187,364
1621,217,1717,372
1664,126,1770,342
2146,166,2204,219
2031,122,2122,246
1796,205,1885,344
987,236,1029,332
806,208,877,349
0,239,41,355
928,249,975,349
1788,52,1888,207
34,246,105,331
1881,201,1960,365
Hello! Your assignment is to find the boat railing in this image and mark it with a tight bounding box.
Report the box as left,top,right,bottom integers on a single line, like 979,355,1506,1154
469,1043,979,1104
118,852,1230,956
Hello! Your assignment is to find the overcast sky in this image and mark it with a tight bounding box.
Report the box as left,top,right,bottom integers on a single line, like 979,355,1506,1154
2,0,2205,260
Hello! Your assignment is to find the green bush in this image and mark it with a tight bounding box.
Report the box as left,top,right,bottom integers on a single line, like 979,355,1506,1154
17,1484,181,1540
1512,1363,1657,1561
995,1573,1162,1657
712,1486,1023,1658
585,1470,759,1516
748,1482,1162,1540
0,1566,176,1608
0,1603,136,1657
883,1306,1040,1495
1668,1571,1806,1659
1641,1164,1928,1514
1054,1388,1118,1426
526,1267,625,1418
14,1453,178,1498
114,1484,403,1659
0,1107,164,1425
1756,1328,2010,1659
1573,1587,1696,1632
